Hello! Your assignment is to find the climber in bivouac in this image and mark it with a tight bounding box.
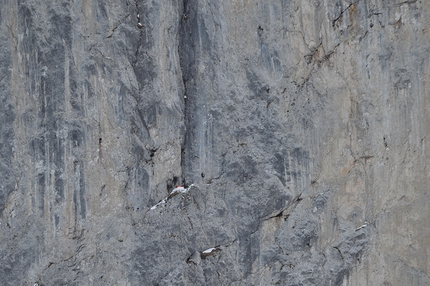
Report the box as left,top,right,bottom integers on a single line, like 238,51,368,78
175,179,188,188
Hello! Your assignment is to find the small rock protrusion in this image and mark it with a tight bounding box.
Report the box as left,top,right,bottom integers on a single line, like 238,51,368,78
186,251,201,265
137,13,143,29
41,66,48,78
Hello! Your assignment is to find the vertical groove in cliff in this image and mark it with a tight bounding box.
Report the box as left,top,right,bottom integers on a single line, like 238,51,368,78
178,0,197,184
179,0,187,183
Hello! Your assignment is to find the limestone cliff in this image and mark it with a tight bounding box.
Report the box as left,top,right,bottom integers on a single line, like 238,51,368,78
0,0,429,285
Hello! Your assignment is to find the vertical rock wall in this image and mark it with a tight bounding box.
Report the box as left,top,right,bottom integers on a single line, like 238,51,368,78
0,0,429,285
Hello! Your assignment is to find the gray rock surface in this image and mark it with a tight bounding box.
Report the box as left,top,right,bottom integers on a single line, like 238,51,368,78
0,0,429,285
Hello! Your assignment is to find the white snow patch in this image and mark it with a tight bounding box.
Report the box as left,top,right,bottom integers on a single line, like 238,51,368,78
170,186,185,195
187,184,195,192
202,248,217,254
150,199,167,210
149,184,196,211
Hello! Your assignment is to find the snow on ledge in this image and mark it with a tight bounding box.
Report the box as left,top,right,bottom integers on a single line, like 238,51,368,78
149,184,195,211
202,247,217,254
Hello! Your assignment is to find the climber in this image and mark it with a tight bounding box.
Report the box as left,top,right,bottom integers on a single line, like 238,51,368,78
182,179,189,188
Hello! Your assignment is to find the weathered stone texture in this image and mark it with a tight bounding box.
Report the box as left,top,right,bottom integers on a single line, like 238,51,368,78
0,0,429,285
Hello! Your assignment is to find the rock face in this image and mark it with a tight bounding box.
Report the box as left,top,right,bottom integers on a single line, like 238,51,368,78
0,0,429,285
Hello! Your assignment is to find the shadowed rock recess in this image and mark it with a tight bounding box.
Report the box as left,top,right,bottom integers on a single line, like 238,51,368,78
0,0,429,285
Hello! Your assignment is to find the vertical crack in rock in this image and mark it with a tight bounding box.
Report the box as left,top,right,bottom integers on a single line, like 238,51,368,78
179,1,188,183
178,0,197,183
332,2,358,27
135,0,144,29
0,18,15,216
